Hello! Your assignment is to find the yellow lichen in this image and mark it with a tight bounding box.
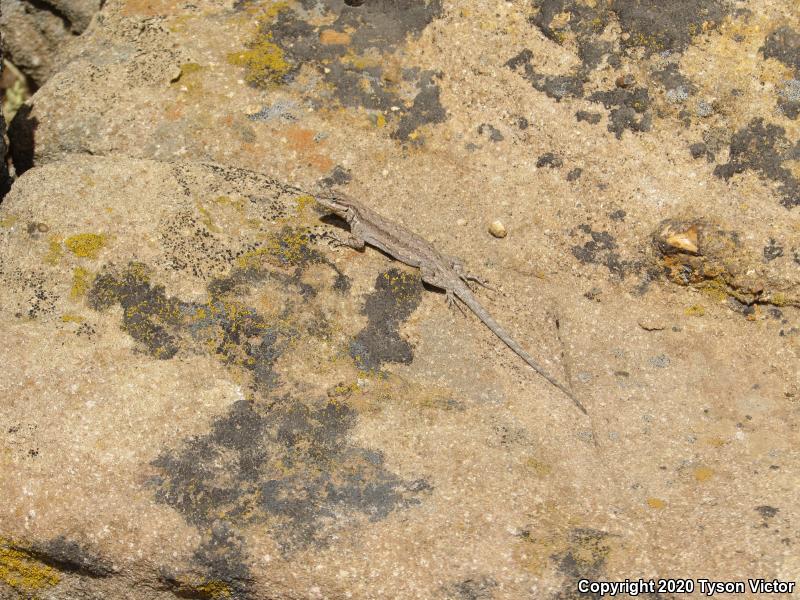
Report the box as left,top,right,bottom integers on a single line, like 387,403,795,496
196,205,220,233
684,304,705,316
0,539,61,592
167,577,233,600
45,235,63,265
227,35,291,87
525,457,553,477
295,194,316,214
692,466,713,482
71,267,92,300
264,229,312,266
65,233,107,259
646,497,666,509
61,314,84,323
172,62,205,94
0,215,18,228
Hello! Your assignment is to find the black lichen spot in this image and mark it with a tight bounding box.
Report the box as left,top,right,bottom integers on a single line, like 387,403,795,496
320,165,352,187
566,168,583,181
689,142,707,159
477,123,504,142
193,523,253,598
515,116,529,129
158,522,254,600
756,505,779,519
713,118,800,208
89,265,183,359
588,86,652,138
571,224,632,277
350,268,423,371
529,0,613,69
536,152,563,168
392,72,447,142
763,238,784,262
262,0,446,140
761,27,800,73
576,110,601,124
445,576,498,600
505,49,585,101
149,398,429,553
26,537,114,579
87,263,303,387
552,529,615,599
609,209,626,221
614,0,728,55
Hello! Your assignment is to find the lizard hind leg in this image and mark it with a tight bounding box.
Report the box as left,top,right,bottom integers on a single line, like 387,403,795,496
450,257,495,291
446,289,468,318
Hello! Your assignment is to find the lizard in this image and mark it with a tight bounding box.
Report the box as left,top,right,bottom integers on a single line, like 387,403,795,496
314,189,588,415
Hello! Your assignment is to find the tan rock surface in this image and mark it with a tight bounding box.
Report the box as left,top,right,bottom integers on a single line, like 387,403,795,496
1,0,799,598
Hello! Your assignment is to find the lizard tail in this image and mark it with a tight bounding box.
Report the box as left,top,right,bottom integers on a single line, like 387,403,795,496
457,287,588,415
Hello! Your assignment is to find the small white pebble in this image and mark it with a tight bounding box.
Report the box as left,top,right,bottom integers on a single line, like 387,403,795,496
489,220,507,238
456,218,467,226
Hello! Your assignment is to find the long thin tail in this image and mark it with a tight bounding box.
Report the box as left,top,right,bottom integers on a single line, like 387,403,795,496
457,287,588,415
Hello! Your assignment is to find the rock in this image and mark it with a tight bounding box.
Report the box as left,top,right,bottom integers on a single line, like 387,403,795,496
638,318,666,331
488,220,507,238
2,0,800,595
0,0,101,88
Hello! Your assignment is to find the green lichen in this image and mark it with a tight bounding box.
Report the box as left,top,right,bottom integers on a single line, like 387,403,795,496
0,539,61,593
65,233,107,259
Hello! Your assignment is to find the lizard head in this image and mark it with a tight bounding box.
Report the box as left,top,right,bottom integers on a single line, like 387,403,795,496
314,190,356,222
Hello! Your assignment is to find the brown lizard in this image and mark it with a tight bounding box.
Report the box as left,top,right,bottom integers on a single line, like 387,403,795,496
315,189,587,415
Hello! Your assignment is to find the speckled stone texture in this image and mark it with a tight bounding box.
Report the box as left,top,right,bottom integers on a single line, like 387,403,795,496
0,0,798,598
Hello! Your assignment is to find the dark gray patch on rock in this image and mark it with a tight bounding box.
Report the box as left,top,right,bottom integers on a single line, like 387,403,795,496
588,86,652,138
713,118,800,208
778,79,800,120
320,165,353,187
609,209,626,221
566,168,583,181
262,0,446,139
763,238,784,262
755,505,779,518
550,528,631,600
529,0,613,69
761,27,800,74
445,576,498,600
24,537,114,578
576,110,602,124
505,49,586,101
392,72,447,142
536,152,563,168
149,397,429,553
350,268,423,371
477,123,504,142
651,63,697,97
689,142,707,159
571,224,635,277
614,0,729,55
